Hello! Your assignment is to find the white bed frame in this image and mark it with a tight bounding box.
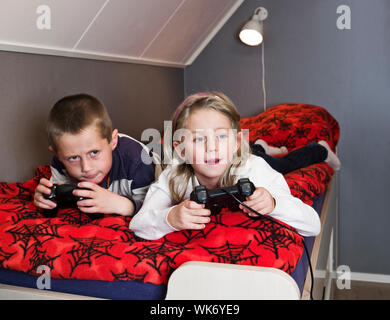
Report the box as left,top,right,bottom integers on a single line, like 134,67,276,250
0,173,338,300
166,172,339,300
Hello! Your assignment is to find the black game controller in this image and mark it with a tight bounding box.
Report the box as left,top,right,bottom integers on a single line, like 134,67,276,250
43,184,89,204
190,178,255,215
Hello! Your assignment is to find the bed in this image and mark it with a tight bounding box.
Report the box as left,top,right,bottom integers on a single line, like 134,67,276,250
0,103,339,300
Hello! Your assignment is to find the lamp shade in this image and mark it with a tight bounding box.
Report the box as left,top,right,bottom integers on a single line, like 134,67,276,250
239,20,263,46
239,7,268,46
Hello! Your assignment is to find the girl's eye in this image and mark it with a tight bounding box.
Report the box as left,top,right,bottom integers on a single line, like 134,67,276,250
194,136,204,143
218,134,228,140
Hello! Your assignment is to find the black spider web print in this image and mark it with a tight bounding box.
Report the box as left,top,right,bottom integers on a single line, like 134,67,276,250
295,167,316,179
311,108,328,120
312,166,332,180
104,223,136,243
233,217,302,260
278,106,299,115
233,215,297,233
161,214,230,247
253,226,300,260
308,181,320,195
254,125,273,138
126,240,190,276
212,212,231,226
199,240,260,265
111,269,147,282
278,260,297,274
264,113,287,125
278,120,293,132
295,127,311,139
173,223,218,245
57,208,92,225
67,236,121,277
6,222,63,258
27,246,61,274
289,165,329,201
0,185,41,221
0,204,41,223
299,114,315,125
274,133,296,150
0,182,14,195
0,182,32,199
319,126,331,141
0,247,16,268
288,181,311,200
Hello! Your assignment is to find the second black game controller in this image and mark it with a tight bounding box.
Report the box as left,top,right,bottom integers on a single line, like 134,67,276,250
43,184,89,204
190,178,255,215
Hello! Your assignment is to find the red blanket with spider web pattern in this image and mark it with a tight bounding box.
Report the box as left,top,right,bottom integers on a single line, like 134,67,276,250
0,104,337,285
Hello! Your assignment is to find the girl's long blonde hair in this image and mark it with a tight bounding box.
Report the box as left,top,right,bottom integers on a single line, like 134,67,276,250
164,91,250,204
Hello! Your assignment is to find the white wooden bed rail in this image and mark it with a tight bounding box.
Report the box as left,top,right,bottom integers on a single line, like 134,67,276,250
165,261,300,300
0,283,101,300
302,172,339,300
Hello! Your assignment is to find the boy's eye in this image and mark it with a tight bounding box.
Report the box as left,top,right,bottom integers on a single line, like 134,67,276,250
67,156,79,162
90,150,99,157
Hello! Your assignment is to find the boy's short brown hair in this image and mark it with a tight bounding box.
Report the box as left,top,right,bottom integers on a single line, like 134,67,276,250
47,93,113,150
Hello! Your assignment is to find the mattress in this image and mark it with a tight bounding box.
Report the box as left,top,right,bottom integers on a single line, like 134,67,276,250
0,193,325,299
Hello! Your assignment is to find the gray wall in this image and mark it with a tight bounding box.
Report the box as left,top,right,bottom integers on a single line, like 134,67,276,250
185,0,390,275
0,51,183,182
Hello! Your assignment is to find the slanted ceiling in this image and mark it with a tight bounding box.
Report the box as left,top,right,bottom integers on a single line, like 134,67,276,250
0,0,243,68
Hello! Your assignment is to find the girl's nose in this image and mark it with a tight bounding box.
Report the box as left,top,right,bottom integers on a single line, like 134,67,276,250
206,135,219,152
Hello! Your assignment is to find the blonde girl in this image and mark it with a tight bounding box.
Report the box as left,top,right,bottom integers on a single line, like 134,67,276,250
130,92,320,240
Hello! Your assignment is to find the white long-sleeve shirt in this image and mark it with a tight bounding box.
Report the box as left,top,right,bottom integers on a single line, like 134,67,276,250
130,154,321,240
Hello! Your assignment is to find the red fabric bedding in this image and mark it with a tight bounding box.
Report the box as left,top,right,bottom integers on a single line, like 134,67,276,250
240,103,340,152
0,104,337,285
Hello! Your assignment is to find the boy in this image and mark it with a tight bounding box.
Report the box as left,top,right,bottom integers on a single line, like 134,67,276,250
34,93,156,216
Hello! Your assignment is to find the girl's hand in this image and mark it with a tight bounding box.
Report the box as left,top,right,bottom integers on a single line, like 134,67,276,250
34,178,57,210
239,187,276,217
74,181,135,216
167,199,211,231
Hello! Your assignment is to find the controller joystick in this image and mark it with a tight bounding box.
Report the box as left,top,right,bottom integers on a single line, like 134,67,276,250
190,178,255,215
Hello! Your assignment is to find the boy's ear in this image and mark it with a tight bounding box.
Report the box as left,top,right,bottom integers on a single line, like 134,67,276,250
110,129,119,150
48,145,57,155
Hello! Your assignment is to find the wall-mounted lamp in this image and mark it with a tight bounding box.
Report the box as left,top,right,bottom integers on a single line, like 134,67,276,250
239,7,268,46
238,7,269,111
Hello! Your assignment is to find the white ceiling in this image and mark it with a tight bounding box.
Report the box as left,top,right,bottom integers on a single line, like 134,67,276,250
0,0,243,68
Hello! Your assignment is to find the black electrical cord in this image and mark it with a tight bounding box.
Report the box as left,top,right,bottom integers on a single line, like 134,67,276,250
222,189,315,300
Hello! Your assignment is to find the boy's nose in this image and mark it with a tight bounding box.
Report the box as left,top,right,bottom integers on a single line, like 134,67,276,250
81,158,93,172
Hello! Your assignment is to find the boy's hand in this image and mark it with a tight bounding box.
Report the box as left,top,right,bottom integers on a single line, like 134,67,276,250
239,187,276,217
167,199,211,231
74,181,135,216
34,178,57,210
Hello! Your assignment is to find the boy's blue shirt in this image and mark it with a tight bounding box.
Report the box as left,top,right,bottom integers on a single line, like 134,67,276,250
50,134,155,213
